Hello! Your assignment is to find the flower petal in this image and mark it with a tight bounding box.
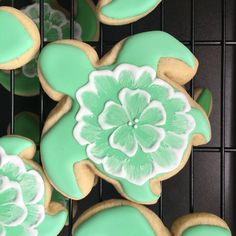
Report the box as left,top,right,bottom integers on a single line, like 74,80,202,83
87,140,110,163
49,10,66,27
135,70,154,88
92,74,119,100
0,187,17,205
117,69,136,89
109,126,138,157
0,155,26,180
151,145,178,168
119,88,150,120
163,132,187,150
134,125,165,153
0,204,25,226
45,26,62,41
23,204,45,228
147,80,173,102
163,92,191,113
122,154,154,185
167,113,195,135
78,91,102,116
23,4,39,19
98,101,129,129
74,121,102,145
140,101,166,126
103,154,125,176
17,171,44,204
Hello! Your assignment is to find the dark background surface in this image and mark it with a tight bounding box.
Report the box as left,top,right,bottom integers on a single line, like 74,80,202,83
0,0,235,235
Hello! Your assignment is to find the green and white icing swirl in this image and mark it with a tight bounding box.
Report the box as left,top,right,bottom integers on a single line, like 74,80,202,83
0,147,45,236
74,64,196,185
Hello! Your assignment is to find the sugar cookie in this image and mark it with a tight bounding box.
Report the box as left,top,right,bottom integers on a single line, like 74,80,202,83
38,31,211,204
0,136,67,236
171,213,231,236
97,0,162,25
0,7,40,70
72,200,170,236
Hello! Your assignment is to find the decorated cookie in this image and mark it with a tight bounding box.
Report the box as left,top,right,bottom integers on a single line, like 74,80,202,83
0,7,40,70
22,2,81,41
0,0,99,96
171,213,231,236
7,112,73,218
0,136,67,236
72,200,170,236
38,31,211,204
30,0,99,41
97,0,162,25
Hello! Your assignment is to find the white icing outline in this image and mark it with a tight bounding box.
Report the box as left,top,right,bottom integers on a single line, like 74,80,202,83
74,64,197,185
0,147,45,232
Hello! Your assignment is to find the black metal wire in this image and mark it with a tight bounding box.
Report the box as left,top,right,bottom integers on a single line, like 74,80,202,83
189,0,195,214
9,1,15,135
220,0,226,220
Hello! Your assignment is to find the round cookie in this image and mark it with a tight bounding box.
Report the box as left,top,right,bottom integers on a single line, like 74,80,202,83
0,7,40,70
171,213,231,236
72,200,170,236
0,0,98,96
97,0,162,25
38,31,211,204
0,136,67,236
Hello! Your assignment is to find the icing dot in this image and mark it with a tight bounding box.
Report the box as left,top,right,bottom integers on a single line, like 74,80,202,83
134,118,139,123
128,121,132,126
133,124,138,129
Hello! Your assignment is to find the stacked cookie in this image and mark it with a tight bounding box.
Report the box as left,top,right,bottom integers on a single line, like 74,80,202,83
0,2,231,236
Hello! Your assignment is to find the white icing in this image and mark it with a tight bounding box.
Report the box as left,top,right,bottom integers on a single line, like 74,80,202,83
0,147,45,233
74,64,196,185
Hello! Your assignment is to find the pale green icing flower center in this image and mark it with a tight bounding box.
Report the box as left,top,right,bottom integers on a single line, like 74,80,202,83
0,147,45,236
74,64,196,185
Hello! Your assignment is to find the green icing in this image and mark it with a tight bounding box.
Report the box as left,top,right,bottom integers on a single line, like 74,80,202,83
0,136,33,156
39,31,210,202
182,225,231,236
111,31,195,69
0,69,40,96
0,10,33,64
74,206,156,236
37,211,68,236
13,112,40,144
101,0,161,20
76,0,98,41
196,88,212,116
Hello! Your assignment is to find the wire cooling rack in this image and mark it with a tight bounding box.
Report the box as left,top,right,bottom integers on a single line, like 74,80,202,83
2,0,235,235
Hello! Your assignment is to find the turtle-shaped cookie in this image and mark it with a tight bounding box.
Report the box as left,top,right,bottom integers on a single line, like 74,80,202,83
38,31,211,204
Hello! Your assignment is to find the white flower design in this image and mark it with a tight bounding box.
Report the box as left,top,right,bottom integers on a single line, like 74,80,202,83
74,64,196,185
0,147,45,236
